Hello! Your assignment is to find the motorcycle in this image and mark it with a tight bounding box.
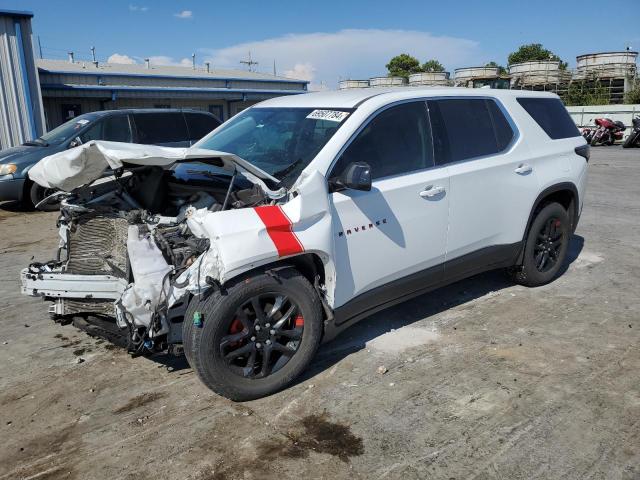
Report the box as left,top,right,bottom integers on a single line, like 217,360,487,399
581,127,594,143
622,116,640,148
590,118,626,146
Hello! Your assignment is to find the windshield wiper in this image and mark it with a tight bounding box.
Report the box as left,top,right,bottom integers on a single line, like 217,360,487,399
24,138,49,147
272,159,303,179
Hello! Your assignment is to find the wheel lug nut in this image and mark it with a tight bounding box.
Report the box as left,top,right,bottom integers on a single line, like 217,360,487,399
250,336,256,342
255,325,261,331
265,323,271,328
265,339,271,345
256,342,262,348
270,329,275,335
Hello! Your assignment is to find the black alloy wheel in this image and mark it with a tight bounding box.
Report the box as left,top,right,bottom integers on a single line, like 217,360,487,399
508,202,570,287
533,217,563,273
220,293,304,378
186,268,323,401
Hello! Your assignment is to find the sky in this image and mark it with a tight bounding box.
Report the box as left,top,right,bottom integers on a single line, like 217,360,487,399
4,0,638,89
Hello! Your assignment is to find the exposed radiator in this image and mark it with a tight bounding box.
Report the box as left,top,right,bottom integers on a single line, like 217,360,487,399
66,213,129,278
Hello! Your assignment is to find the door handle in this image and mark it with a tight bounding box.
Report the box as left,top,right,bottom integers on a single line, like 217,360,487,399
514,163,533,175
419,185,446,198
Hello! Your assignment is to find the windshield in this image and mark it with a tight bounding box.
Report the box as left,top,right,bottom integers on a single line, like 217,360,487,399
195,107,351,185
38,114,98,146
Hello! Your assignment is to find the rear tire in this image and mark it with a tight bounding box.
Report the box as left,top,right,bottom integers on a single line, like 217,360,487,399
188,268,323,401
509,202,570,287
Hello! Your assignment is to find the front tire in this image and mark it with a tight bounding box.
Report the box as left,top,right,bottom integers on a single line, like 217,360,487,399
623,131,639,148
29,182,59,211
188,268,323,401
509,202,570,287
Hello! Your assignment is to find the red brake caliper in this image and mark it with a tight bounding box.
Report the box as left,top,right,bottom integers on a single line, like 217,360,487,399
228,318,244,347
294,315,304,328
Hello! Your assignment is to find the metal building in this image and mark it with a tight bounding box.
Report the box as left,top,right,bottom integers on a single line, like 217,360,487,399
0,9,46,149
37,59,308,129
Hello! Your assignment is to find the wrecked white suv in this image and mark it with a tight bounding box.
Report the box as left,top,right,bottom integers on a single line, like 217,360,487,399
22,88,588,400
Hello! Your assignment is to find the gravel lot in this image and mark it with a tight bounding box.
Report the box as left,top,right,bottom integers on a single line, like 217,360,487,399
1,147,639,480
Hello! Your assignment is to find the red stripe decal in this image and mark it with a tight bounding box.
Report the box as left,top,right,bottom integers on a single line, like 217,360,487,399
254,206,304,257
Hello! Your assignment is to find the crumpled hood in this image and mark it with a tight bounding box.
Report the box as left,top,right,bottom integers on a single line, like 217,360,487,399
28,140,279,192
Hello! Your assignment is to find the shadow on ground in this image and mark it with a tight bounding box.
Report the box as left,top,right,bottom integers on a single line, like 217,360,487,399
0,200,32,213
301,234,584,381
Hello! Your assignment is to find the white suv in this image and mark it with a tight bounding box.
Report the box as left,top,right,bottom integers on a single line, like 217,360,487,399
22,88,588,400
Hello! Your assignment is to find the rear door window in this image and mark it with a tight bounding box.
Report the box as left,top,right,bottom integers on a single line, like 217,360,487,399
516,97,580,139
133,112,188,145
333,101,433,180
184,113,221,142
427,98,514,165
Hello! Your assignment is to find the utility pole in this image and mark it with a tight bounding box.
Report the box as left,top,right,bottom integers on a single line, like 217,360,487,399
37,35,43,59
273,59,276,76
240,51,258,72
91,46,96,62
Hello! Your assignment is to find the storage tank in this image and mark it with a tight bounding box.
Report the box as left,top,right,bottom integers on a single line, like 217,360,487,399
508,60,571,87
574,51,637,79
338,79,370,89
454,66,500,86
0,9,46,149
369,76,407,87
408,72,451,86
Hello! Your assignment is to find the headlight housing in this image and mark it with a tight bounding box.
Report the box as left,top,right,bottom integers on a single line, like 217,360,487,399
0,164,17,176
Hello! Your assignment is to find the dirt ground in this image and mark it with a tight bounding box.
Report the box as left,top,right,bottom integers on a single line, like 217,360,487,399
1,147,639,480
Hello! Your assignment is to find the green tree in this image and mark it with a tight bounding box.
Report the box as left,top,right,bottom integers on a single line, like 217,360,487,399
624,84,640,104
508,43,568,69
485,61,507,76
562,78,610,106
386,54,422,79
422,59,445,72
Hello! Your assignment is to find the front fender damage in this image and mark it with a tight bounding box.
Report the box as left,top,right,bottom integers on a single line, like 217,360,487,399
170,170,335,302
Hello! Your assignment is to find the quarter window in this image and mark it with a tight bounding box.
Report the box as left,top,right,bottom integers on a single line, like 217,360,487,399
333,102,433,181
427,98,514,165
517,97,580,140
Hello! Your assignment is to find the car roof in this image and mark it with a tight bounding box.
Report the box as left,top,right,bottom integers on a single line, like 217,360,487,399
90,108,215,117
256,87,560,109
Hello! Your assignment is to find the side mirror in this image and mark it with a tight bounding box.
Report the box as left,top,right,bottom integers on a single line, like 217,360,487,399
68,136,83,148
330,161,372,192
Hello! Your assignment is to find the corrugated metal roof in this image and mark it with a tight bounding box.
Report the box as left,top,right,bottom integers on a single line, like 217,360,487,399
0,9,34,18
37,59,308,84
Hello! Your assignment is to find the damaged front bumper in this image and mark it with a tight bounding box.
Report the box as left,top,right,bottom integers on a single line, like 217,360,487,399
21,269,129,316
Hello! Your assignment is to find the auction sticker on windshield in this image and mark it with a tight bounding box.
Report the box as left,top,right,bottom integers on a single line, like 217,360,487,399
306,110,350,122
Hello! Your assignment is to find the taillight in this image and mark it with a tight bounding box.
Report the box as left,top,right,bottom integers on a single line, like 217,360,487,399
575,144,590,162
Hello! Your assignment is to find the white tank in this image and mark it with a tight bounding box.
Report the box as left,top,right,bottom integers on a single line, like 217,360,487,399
454,66,502,87
574,51,638,79
338,80,370,89
369,76,407,87
407,72,451,86
508,61,571,86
